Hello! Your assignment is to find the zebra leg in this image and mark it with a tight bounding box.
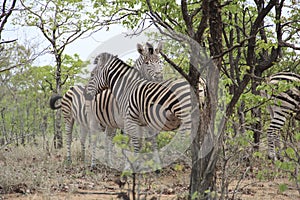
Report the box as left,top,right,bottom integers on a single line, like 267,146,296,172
89,121,103,169
123,119,141,172
90,131,97,169
105,127,115,166
65,118,74,164
80,125,88,163
148,128,161,172
267,107,287,160
267,128,277,160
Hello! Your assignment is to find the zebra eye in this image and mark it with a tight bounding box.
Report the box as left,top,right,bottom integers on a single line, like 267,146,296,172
145,61,149,64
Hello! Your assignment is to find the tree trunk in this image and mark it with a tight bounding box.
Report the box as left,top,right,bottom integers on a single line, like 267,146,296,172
53,57,63,149
251,72,262,151
189,0,222,199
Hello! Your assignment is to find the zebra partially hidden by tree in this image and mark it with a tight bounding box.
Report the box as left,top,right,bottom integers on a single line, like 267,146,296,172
85,52,198,172
264,72,300,160
49,42,164,167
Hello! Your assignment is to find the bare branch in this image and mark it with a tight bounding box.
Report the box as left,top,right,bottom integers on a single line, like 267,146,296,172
0,0,17,41
246,0,277,67
0,39,17,45
160,52,190,83
279,41,300,50
195,0,209,42
181,0,194,37
213,35,255,59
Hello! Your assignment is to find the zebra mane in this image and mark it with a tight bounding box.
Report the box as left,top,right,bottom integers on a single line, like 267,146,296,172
93,52,117,66
92,52,144,83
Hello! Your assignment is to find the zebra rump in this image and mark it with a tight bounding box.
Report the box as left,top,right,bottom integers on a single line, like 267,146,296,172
265,72,300,160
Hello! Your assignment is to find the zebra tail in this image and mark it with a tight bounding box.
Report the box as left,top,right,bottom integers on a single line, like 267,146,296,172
49,95,62,110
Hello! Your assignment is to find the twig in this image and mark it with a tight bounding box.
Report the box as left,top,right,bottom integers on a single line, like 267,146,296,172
75,191,125,195
0,133,36,150
231,166,250,200
0,39,17,45
160,52,190,83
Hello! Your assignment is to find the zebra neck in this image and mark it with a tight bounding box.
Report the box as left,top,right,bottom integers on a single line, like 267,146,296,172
133,56,144,71
108,64,141,100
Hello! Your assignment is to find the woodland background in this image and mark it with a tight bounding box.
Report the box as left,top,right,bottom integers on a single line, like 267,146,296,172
0,0,300,199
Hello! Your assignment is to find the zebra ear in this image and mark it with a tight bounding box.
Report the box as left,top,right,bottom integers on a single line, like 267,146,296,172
155,42,163,54
146,42,154,54
137,43,146,55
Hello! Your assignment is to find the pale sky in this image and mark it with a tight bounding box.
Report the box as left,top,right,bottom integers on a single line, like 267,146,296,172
3,19,158,67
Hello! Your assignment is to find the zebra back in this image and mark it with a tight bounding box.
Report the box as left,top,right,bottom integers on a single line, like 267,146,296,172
269,72,300,112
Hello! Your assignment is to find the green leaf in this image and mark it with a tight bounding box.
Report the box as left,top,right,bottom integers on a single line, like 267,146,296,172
253,151,263,158
191,191,199,200
285,147,295,159
295,133,300,142
278,183,288,193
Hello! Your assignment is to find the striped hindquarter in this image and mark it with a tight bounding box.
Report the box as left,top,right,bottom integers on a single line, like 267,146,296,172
266,72,300,160
50,85,120,166
50,85,100,164
62,86,89,163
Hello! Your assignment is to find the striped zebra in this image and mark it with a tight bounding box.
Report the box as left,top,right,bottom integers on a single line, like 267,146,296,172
264,72,300,160
49,42,164,167
50,86,116,165
135,42,163,81
85,52,196,172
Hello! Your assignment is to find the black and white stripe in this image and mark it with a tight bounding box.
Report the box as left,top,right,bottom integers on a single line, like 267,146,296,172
85,53,193,163
134,42,163,81
49,43,165,166
265,72,300,160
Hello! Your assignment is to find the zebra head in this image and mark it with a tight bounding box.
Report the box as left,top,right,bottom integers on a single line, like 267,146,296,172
136,42,164,81
85,52,116,100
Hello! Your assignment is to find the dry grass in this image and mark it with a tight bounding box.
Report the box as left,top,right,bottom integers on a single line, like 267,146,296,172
0,138,299,200
0,139,107,195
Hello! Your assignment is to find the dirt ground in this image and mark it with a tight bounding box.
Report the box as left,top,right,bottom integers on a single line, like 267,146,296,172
1,170,299,200
0,143,299,200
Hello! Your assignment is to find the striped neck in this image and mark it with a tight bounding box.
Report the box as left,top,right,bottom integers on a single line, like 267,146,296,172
133,55,145,71
107,57,142,92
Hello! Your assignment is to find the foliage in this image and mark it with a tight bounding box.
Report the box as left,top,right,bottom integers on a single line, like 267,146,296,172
15,0,105,56
1,0,300,198
0,43,87,145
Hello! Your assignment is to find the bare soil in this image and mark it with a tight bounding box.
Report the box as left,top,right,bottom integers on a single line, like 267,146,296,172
1,168,299,200
0,143,299,200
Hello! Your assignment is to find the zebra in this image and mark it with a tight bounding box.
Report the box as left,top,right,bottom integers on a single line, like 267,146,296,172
49,42,164,167
85,52,196,172
50,86,116,165
135,42,163,81
264,72,300,160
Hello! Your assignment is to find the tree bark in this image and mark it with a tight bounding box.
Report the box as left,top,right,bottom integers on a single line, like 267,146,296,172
189,0,222,199
53,57,63,149
251,71,262,151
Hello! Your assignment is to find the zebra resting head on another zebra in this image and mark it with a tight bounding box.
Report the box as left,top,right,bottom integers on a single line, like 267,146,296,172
49,42,166,169
86,52,193,172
